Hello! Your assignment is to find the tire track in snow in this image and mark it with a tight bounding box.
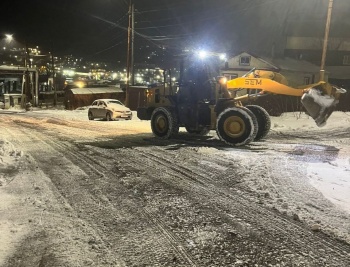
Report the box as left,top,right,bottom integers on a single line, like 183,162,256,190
4,120,198,267
2,115,350,266
132,147,350,265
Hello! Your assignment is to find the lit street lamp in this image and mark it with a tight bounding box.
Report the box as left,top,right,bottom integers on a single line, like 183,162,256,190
5,34,13,42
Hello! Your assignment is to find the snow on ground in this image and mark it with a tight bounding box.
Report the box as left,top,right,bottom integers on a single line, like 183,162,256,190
270,112,350,214
271,111,350,130
308,157,350,214
0,140,23,186
1,108,350,215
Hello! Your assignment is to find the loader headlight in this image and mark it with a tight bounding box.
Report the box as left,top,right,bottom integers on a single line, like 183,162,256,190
218,76,227,85
197,50,208,59
219,53,227,61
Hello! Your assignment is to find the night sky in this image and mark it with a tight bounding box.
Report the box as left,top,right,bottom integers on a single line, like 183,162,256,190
1,0,349,66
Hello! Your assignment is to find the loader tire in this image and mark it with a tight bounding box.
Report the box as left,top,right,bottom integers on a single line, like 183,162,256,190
246,105,271,141
151,107,179,139
216,107,258,146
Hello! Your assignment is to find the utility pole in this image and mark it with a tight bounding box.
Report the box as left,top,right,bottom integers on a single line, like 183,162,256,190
320,0,333,81
24,41,28,68
126,0,131,90
126,0,134,106
22,41,31,108
131,3,135,86
51,51,57,107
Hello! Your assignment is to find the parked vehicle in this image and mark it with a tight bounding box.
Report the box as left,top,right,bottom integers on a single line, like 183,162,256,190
88,99,132,121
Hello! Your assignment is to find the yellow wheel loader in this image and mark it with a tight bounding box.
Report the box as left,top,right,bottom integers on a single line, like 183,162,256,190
136,62,345,147
227,69,346,127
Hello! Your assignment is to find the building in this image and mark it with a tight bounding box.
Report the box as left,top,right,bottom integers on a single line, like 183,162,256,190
221,52,322,87
0,66,39,108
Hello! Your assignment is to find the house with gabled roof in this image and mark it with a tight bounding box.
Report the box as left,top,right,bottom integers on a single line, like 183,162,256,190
220,52,324,87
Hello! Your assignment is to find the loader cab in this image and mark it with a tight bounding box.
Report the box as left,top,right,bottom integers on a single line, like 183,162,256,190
177,57,218,105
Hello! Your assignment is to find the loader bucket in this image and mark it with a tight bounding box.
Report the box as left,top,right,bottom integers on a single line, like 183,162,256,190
301,88,339,127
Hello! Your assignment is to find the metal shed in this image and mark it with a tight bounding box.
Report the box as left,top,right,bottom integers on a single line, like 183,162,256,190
64,87,125,110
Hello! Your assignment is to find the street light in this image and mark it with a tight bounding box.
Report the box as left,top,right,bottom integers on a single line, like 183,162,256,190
5,34,13,42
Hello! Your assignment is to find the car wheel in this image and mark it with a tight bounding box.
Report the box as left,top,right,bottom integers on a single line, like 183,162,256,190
88,111,94,120
106,112,112,121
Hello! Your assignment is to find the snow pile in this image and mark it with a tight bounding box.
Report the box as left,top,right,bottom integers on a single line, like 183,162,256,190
271,111,350,131
0,140,23,186
0,140,22,164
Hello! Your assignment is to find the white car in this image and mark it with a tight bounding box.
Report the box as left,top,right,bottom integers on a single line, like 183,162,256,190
88,99,132,121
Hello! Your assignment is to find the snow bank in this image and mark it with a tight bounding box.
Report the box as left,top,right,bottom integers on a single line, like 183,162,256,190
0,140,23,186
271,111,350,131
0,140,23,165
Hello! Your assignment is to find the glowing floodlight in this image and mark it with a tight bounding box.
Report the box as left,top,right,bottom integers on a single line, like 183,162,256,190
198,50,208,59
219,53,227,61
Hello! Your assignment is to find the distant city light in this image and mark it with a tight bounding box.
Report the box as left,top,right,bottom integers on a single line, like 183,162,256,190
75,81,85,88
63,69,75,77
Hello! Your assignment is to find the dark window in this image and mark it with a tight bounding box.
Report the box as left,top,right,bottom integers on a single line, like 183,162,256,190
239,56,251,66
155,89,160,103
304,77,310,85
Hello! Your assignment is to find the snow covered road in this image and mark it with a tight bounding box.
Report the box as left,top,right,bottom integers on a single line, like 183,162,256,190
0,109,349,266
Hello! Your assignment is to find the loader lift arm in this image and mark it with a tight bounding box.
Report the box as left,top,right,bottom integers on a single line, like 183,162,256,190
226,73,346,127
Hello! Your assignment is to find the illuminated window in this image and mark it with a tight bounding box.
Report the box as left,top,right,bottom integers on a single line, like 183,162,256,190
343,55,350,65
224,74,238,80
239,56,251,66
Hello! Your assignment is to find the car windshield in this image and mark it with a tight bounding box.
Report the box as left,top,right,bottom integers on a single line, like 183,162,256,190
107,100,123,105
